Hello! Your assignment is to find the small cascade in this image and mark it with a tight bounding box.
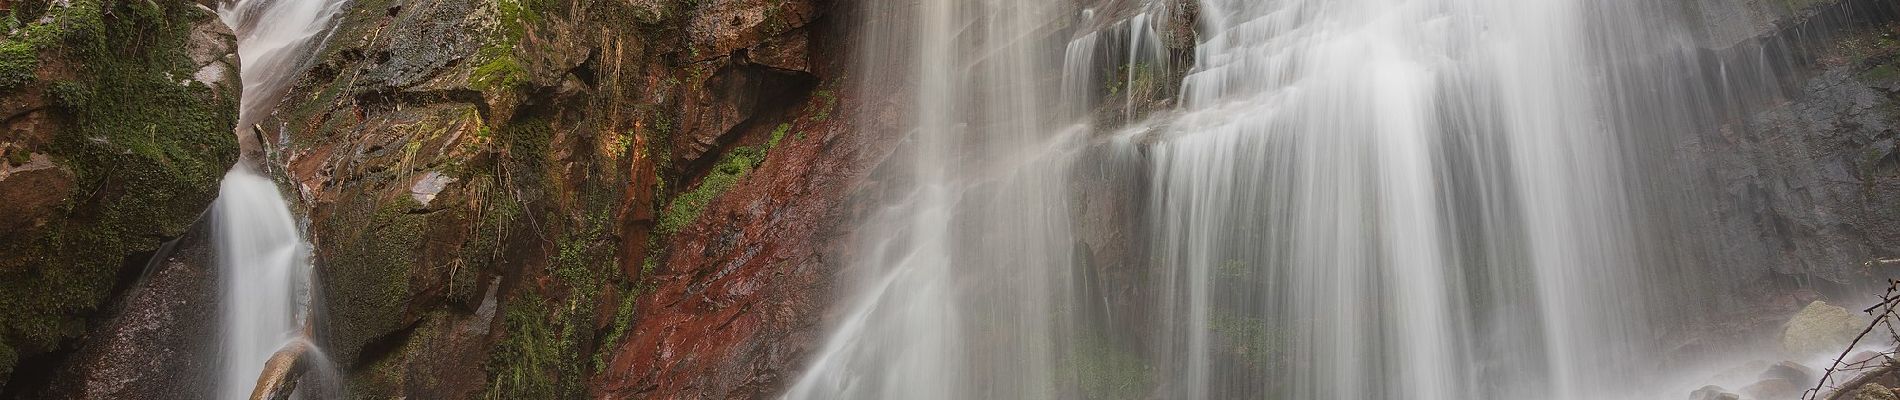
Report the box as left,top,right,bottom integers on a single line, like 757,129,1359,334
213,167,320,400
211,0,347,398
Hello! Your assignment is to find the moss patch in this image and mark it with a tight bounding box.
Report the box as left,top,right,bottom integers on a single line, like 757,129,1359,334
1060,334,1151,400
469,0,549,91
0,0,237,362
323,196,426,366
654,127,787,235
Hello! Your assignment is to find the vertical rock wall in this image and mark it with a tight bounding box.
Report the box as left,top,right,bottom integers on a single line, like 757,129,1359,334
0,0,239,396
261,0,895,397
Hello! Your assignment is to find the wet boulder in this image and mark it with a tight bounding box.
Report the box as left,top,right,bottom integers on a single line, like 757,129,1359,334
1762,360,1817,386
1741,378,1802,400
1857,383,1900,400
1782,301,1870,355
1690,385,1741,400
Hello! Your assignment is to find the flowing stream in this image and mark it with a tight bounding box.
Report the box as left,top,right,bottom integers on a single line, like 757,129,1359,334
212,0,345,398
791,0,1792,398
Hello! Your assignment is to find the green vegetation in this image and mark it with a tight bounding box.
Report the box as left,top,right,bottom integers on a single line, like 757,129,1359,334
0,0,238,372
654,125,789,235
322,197,427,363
1060,334,1152,400
0,38,38,90
487,211,615,399
470,0,549,90
485,291,570,399
1106,62,1158,98
1209,312,1284,371
811,89,837,122
1864,63,1900,81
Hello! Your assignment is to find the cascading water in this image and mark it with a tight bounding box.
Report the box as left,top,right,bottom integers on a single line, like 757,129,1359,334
792,0,1815,399
785,0,1082,398
212,0,346,398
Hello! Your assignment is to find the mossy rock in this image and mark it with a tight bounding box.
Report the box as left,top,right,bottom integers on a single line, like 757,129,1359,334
0,0,238,382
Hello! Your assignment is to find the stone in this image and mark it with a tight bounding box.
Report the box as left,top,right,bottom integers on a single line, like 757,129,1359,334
1761,360,1817,386
1690,385,1741,400
46,224,219,399
1741,378,1803,400
1782,301,1870,355
1857,383,1900,400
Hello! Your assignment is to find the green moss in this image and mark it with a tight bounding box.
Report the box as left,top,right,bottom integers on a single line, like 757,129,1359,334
1060,334,1151,400
47,80,90,109
769,123,790,148
323,197,426,364
485,291,564,399
0,0,237,360
1865,64,1900,81
469,0,549,91
0,39,39,90
0,341,14,383
593,289,638,372
655,143,767,235
1209,312,1284,371
470,50,528,91
811,89,837,122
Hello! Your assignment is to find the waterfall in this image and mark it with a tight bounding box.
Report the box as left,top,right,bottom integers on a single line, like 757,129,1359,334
785,0,1082,398
791,0,1787,398
212,0,346,398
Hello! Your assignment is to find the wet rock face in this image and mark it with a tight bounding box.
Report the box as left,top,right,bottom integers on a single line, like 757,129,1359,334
0,0,238,393
45,223,220,400
1690,3,1900,287
266,0,876,397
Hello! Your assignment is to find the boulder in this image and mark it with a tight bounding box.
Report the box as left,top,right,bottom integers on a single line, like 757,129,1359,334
1782,301,1870,355
1857,383,1900,400
1691,385,1742,400
1762,360,1817,386
45,221,219,399
1742,378,1803,400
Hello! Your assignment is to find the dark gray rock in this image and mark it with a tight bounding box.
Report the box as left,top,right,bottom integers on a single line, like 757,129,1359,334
47,221,220,400
1691,384,1742,400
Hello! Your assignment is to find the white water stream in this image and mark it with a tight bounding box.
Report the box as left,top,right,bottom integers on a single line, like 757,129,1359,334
790,0,1812,398
212,0,346,398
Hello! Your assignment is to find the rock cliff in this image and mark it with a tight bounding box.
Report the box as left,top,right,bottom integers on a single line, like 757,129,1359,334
0,0,238,395
257,0,893,397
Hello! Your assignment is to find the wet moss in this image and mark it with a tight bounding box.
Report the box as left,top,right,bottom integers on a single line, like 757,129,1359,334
1209,312,1283,371
469,0,548,91
0,341,14,383
1060,334,1152,400
483,285,593,399
0,39,38,90
810,88,837,122
654,127,784,235
0,0,237,367
484,291,562,399
323,196,426,365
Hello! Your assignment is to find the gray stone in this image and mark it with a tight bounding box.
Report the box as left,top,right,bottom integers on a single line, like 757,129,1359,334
1761,360,1817,385
1691,385,1742,400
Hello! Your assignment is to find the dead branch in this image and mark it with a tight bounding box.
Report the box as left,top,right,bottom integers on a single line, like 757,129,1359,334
1804,279,1900,400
